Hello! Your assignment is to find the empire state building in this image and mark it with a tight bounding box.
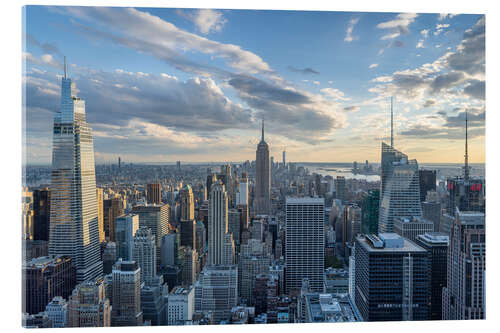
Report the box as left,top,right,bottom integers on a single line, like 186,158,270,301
253,120,271,215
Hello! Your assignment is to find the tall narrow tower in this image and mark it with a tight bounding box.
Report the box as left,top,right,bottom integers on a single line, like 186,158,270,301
253,119,271,215
464,110,470,181
208,181,228,265
49,58,103,283
391,96,394,148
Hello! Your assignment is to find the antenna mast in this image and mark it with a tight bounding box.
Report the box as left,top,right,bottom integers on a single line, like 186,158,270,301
391,96,394,147
464,110,470,181
64,56,67,79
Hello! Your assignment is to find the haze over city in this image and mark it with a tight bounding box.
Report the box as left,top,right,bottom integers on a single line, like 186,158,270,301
23,7,485,164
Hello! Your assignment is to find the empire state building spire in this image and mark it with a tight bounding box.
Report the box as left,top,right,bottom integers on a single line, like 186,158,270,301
261,118,265,142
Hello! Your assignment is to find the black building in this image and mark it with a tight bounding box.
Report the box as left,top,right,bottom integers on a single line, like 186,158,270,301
415,232,449,320
354,233,429,321
419,170,436,202
446,177,485,215
23,256,76,315
360,189,379,234
32,188,50,241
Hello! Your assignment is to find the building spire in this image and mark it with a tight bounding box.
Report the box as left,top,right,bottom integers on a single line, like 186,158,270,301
64,56,67,79
464,110,470,181
390,96,394,148
261,117,265,142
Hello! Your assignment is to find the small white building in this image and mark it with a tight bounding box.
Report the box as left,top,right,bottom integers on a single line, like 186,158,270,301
167,286,194,325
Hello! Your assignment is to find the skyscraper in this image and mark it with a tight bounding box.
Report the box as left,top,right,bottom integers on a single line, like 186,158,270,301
442,210,485,320
180,185,196,250
354,233,429,321
378,144,422,233
415,232,449,320
335,176,346,202
23,256,76,315
96,188,105,243
253,120,271,215
236,172,248,206
147,183,162,205
111,259,143,326
48,59,102,282
208,180,229,265
194,265,238,323
115,214,139,261
419,170,437,203
103,196,124,242
33,188,50,241
132,204,170,268
133,227,157,286
285,197,325,293
360,189,379,234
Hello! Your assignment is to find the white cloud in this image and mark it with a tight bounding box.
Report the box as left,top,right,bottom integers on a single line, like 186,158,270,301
376,13,418,40
434,23,450,36
438,14,456,21
369,63,378,69
344,17,360,42
420,29,429,38
416,39,425,48
192,9,227,34
64,7,270,75
320,88,350,101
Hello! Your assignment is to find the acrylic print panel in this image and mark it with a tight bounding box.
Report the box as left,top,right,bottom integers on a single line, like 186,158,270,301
22,4,485,328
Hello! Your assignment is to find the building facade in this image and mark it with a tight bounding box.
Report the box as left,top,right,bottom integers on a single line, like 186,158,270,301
442,210,485,320
354,233,429,321
48,65,102,282
285,197,325,293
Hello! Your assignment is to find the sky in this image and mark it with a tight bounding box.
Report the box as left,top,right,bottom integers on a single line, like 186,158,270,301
22,6,485,164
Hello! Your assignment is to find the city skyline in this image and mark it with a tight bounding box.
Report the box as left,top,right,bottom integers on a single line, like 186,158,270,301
24,7,485,164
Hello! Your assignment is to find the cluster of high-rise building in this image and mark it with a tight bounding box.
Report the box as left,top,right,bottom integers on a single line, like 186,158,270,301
22,65,485,328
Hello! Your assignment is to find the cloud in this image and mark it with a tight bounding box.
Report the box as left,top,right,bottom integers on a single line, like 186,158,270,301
26,34,62,57
463,80,485,100
320,88,350,101
343,106,360,112
416,40,425,48
438,14,456,21
288,66,320,75
429,71,465,94
23,52,62,70
441,16,485,76
64,6,271,75
434,23,450,36
369,63,378,69
367,17,485,105
420,29,429,38
344,17,360,42
376,13,418,40
185,9,228,34
422,100,436,108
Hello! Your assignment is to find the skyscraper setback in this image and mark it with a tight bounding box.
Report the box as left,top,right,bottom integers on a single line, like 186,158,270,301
253,120,271,215
48,58,103,283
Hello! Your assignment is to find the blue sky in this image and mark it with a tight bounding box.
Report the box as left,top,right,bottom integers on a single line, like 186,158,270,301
23,6,485,164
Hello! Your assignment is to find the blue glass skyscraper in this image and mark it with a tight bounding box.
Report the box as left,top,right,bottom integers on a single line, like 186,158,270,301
49,58,103,283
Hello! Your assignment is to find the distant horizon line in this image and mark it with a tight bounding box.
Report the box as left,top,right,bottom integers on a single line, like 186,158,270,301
24,161,486,166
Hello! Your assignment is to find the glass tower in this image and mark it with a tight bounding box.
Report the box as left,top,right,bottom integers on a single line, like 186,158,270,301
378,143,422,233
49,60,103,283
